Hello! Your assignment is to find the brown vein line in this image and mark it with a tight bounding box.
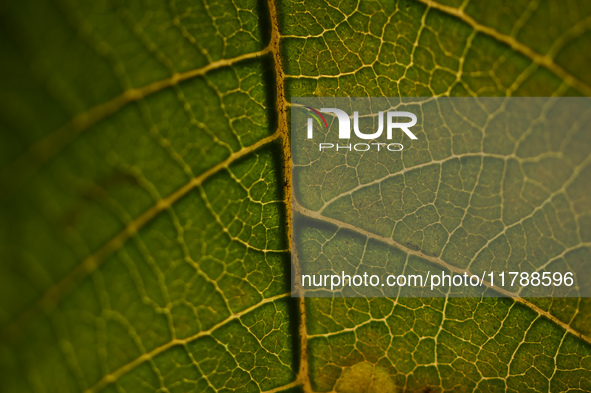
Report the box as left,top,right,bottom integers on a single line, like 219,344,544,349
294,203,591,347
414,0,591,96
267,0,290,224
266,0,312,391
0,131,281,342
84,292,291,393
0,48,269,196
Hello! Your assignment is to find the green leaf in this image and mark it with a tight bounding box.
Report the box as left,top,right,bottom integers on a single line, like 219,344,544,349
0,0,590,392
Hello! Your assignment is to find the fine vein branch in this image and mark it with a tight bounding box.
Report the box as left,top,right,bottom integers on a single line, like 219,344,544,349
1,49,270,197
294,201,591,347
415,0,591,96
1,131,281,342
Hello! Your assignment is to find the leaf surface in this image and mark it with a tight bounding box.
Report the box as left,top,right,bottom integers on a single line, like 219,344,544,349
0,0,590,392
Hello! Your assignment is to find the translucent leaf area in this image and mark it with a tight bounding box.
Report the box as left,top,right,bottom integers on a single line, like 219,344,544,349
0,0,590,392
